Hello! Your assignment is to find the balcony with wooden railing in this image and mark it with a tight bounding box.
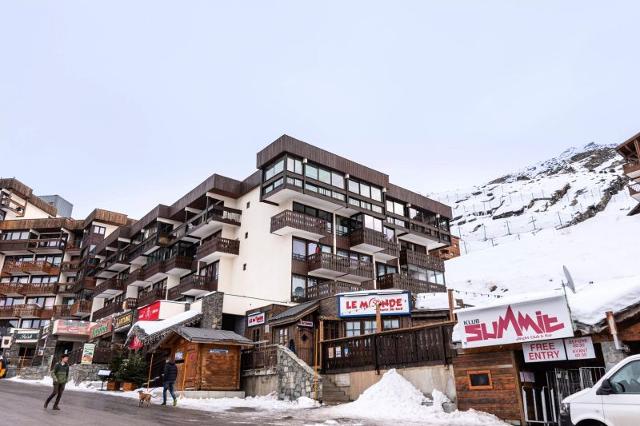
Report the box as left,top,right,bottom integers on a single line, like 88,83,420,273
195,237,240,263
349,227,399,260
0,282,57,296
623,161,640,179
93,277,126,297
270,210,331,240
399,249,445,272
60,260,81,274
70,300,92,317
307,252,373,283
52,304,72,318
136,287,166,307
68,277,97,294
168,275,218,300
304,280,375,301
630,182,640,201
12,304,54,319
322,322,456,373
1,260,60,276
93,298,137,320
376,273,446,294
0,238,66,253
171,205,242,241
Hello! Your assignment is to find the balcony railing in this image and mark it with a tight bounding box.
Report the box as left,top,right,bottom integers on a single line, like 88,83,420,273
70,300,92,316
171,205,242,240
69,277,96,294
399,249,445,272
322,323,456,373
94,277,126,296
1,260,59,276
623,161,640,177
307,252,373,280
349,227,399,257
195,237,240,261
12,304,54,319
53,304,72,318
376,273,446,294
630,183,640,199
0,282,57,296
137,287,166,307
305,280,375,301
0,238,66,253
168,275,218,300
242,344,278,371
60,260,81,273
270,210,331,238
93,298,137,321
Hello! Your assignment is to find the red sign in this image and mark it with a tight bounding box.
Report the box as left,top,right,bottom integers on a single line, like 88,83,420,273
52,320,93,336
523,339,567,363
138,301,161,321
247,312,265,327
129,335,143,350
338,292,410,317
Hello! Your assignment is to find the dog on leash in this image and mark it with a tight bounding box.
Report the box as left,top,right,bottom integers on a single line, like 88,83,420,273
138,390,152,407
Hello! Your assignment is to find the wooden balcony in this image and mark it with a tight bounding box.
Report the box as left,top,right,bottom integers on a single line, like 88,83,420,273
126,233,171,265
93,277,126,298
376,273,446,294
13,304,54,319
195,237,240,263
163,255,194,277
304,280,375,301
52,304,73,318
630,183,640,201
96,251,130,278
1,260,59,276
322,322,455,373
0,306,15,318
93,298,137,320
70,300,92,317
399,249,445,272
0,282,57,296
0,238,65,254
270,210,330,240
623,161,640,179
68,277,96,294
307,252,373,283
137,287,166,307
349,228,399,260
172,205,242,241
60,260,81,274
168,275,218,300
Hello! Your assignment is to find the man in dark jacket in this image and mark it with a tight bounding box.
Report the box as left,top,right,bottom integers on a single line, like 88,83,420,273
45,354,70,410
161,359,178,406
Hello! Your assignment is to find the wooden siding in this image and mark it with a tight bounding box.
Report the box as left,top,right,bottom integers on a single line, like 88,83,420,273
386,183,453,219
0,178,58,216
453,350,524,423
172,339,242,391
84,208,130,227
256,135,389,187
0,217,83,231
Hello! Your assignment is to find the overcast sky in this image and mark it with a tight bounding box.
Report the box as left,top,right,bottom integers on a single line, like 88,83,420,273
1,1,639,219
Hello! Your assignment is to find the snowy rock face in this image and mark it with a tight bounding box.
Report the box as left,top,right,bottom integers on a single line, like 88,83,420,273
432,143,627,254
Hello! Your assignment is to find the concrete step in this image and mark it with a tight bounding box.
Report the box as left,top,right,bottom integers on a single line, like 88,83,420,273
322,378,350,404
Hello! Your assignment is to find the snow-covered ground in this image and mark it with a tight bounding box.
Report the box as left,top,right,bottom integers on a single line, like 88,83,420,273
8,371,507,425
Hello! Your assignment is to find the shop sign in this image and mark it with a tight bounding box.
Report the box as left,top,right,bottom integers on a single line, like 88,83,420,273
81,343,96,365
247,312,265,327
1,336,12,348
298,320,314,328
565,337,596,360
13,330,40,343
523,339,567,362
456,294,574,348
210,348,228,354
114,311,134,330
338,292,411,318
90,318,113,339
52,320,93,336
138,301,161,321
129,335,143,350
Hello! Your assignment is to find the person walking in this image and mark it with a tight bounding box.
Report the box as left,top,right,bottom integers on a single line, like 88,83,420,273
161,358,178,406
45,354,70,410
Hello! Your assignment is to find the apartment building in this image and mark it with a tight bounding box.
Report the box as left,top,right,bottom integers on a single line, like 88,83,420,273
0,178,130,364
617,131,640,215
87,135,452,336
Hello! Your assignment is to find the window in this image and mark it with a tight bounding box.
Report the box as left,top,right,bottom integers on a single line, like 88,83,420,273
386,200,405,216
331,172,344,189
243,263,247,271
348,180,359,193
252,328,261,342
287,157,303,174
305,164,318,180
370,187,382,202
346,321,361,337
291,275,306,299
363,215,383,232
292,238,307,261
363,320,376,335
246,202,250,209
277,328,288,346
244,232,248,239
93,225,106,235
609,361,640,394
263,177,283,194
377,263,398,278
287,177,303,188
318,168,331,184
348,179,382,201
383,319,400,330
383,227,395,241
468,370,493,390
1,231,30,240
265,158,285,180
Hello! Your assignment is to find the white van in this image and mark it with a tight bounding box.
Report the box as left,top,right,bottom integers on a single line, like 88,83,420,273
560,354,640,426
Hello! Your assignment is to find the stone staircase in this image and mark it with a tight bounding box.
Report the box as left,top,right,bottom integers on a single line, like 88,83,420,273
321,377,350,405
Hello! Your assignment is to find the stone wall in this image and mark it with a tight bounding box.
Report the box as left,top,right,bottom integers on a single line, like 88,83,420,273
276,345,322,401
201,291,224,330
241,369,278,397
69,363,109,384
601,341,628,371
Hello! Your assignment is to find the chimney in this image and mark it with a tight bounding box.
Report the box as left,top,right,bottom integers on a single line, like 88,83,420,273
201,292,224,330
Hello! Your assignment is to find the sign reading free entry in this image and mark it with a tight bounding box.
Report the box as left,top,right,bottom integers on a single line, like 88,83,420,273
338,291,410,317
456,294,574,349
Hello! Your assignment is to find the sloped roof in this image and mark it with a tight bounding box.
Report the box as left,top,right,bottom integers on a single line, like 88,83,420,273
270,300,319,324
176,327,253,345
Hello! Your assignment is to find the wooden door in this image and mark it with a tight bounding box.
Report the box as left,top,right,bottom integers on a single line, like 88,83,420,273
176,343,199,391
200,345,240,391
297,327,315,367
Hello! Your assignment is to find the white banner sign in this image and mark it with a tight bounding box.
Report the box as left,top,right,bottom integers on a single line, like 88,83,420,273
523,339,567,363
247,312,265,327
338,292,410,318
565,336,596,360
456,295,574,348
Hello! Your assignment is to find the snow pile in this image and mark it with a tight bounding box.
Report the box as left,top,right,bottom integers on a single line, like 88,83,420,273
414,292,450,310
569,276,640,326
329,369,506,425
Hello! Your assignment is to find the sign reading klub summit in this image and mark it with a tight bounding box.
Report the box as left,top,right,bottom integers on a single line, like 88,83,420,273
338,291,410,317
456,294,573,349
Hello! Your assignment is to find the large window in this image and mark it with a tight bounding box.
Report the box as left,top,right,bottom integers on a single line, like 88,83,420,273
35,254,62,266
386,199,405,216
291,275,306,299
93,225,106,235
26,296,55,308
349,197,383,214
292,238,331,260
404,265,445,284
304,163,345,189
348,179,382,202
0,231,30,240
383,319,400,330
293,203,333,231
277,328,289,346
265,158,285,180
346,320,377,337
287,157,303,174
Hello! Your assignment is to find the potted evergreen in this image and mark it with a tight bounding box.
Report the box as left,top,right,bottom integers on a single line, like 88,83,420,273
117,353,147,391
107,354,124,391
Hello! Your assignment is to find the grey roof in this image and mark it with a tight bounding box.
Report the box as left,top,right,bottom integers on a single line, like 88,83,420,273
176,327,253,345
270,301,319,323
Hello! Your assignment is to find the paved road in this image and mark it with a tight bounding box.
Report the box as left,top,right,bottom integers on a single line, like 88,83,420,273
0,380,346,426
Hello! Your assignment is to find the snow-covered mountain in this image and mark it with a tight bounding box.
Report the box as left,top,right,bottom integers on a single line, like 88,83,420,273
432,143,628,254
432,144,639,319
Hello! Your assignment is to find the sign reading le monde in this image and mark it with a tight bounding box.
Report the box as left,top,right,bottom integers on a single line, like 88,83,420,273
456,294,574,349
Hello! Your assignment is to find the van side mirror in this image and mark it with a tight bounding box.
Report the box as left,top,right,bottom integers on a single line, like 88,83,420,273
596,379,614,395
